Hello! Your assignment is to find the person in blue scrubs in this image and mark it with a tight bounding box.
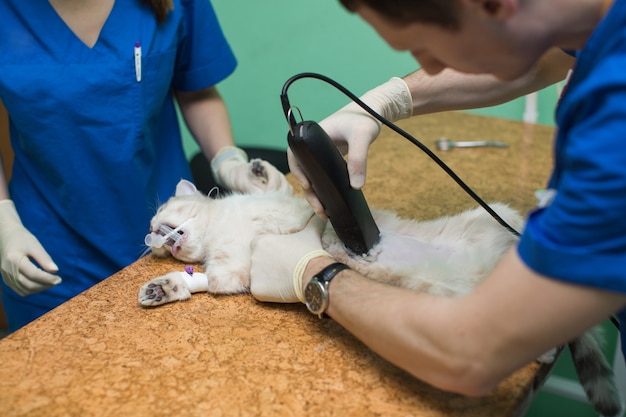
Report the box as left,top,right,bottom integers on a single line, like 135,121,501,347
0,0,287,332
249,0,626,402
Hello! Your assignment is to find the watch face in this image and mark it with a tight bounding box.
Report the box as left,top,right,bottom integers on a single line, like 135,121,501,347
305,279,327,315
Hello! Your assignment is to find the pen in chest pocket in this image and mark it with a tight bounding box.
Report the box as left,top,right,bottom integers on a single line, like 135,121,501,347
134,41,142,82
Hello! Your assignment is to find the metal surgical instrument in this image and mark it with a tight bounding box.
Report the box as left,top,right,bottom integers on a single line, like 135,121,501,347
435,137,509,151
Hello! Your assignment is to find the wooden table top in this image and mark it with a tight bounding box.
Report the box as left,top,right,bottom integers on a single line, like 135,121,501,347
0,112,557,417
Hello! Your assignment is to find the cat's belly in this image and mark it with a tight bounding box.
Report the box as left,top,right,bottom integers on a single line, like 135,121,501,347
374,231,455,268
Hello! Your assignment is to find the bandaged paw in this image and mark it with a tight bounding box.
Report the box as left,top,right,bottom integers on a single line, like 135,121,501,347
138,271,208,307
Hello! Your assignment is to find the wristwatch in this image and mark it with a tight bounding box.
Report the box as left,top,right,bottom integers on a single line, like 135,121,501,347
304,262,349,318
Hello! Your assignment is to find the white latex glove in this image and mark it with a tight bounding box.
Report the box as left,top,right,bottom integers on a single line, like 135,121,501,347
211,146,292,194
250,214,332,303
288,77,412,212
0,200,62,296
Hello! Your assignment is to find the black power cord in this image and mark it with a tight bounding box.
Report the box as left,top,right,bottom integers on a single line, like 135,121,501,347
281,72,521,237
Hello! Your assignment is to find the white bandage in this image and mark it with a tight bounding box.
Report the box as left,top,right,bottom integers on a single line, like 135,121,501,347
180,271,209,293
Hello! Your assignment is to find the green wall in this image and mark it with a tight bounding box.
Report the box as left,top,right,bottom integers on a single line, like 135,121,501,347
182,0,561,159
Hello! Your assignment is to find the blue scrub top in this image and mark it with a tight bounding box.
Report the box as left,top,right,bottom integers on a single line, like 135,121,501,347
518,0,626,353
0,0,236,328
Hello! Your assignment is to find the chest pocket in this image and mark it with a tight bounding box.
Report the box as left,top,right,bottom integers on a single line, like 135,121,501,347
138,48,177,121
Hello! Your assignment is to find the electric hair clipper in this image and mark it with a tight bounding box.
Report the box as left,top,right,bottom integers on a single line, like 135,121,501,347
287,121,380,255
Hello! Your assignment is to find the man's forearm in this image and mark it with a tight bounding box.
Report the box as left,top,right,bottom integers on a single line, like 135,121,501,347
405,47,574,116
302,256,492,395
301,248,626,396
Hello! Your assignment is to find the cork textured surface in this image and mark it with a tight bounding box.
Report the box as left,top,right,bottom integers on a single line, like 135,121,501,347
0,112,556,417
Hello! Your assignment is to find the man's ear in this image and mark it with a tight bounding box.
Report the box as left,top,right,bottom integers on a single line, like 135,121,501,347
462,0,516,20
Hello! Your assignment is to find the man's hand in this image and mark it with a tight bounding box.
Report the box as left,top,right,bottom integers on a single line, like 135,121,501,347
0,200,62,295
250,214,332,303
288,77,412,213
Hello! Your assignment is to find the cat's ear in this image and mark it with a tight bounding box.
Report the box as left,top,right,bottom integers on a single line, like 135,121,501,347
175,179,198,196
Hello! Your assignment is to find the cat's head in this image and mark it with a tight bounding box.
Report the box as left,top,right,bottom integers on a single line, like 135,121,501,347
146,179,211,262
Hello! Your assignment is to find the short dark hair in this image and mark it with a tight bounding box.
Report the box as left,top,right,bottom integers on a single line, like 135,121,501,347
338,0,461,29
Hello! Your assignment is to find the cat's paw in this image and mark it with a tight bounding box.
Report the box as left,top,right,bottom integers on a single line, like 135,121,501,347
248,159,292,195
138,272,191,307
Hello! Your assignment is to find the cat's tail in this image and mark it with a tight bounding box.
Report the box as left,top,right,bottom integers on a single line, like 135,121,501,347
568,327,623,417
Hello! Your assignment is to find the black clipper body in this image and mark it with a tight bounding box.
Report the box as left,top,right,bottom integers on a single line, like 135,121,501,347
287,121,380,255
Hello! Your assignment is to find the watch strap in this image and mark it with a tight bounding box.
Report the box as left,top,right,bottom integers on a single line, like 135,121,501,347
315,262,349,284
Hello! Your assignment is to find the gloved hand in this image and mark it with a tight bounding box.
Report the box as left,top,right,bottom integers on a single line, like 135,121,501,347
0,200,62,296
288,77,412,212
250,214,332,303
211,146,292,194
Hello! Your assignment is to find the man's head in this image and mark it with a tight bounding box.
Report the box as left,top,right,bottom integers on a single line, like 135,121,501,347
338,0,556,81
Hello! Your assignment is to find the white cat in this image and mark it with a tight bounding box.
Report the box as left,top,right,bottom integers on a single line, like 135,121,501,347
138,161,621,417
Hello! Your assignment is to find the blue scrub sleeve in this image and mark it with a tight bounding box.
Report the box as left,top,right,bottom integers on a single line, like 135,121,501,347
172,0,237,91
518,53,626,293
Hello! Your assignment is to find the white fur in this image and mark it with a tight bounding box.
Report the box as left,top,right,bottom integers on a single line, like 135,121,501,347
139,177,522,305
323,203,522,297
141,184,313,301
